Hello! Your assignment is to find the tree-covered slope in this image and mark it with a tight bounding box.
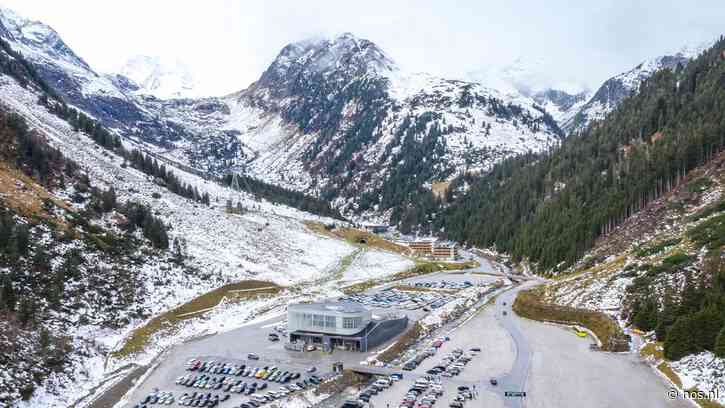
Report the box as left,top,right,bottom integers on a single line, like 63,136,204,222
442,37,725,271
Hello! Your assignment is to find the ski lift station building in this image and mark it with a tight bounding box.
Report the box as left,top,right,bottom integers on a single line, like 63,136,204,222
287,302,408,352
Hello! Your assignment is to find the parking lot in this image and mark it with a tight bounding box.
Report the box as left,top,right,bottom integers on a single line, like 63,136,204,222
340,289,455,312
121,270,505,408
359,300,512,408
129,355,324,408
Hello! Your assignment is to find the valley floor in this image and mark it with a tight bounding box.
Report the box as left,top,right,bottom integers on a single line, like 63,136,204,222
100,254,691,408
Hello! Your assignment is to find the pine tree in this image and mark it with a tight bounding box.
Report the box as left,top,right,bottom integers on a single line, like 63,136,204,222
18,297,35,327
665,316,701,360
101,187,117,212
39,327,50,352
14,223,29,256
691,305,724,351
1,275,16,311
715,326,725,358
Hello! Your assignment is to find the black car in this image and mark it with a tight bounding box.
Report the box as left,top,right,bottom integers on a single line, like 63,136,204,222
490,378,498,386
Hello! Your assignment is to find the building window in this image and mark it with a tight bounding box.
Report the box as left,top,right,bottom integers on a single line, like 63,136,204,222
313,314,325,328
325,315,336,328
300,313,313,327
343,317,362,329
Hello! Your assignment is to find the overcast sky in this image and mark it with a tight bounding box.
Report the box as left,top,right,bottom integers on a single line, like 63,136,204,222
3,0,723,96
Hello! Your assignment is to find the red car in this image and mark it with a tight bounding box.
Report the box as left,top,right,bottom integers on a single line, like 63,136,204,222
432,340,443,348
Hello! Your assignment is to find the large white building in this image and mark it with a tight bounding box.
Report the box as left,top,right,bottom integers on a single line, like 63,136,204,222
287,302,372,336
286,302,407,352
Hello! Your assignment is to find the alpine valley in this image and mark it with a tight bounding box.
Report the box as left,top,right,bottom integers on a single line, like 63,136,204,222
0,5,724,408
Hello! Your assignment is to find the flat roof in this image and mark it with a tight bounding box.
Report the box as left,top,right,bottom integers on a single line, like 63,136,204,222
288,301,368,314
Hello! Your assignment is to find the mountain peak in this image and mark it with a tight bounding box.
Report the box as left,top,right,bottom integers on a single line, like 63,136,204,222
117,55,198,99
263,33,396,82
0,7,91,71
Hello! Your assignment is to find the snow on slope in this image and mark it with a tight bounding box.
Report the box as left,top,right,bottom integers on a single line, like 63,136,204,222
342,249,414,284
0,73,356,407
0,7,125,100
563,39,714,132
670,352,725,405
0,64,422,406
0,77,354,286
0,12,564,219
125,33,563,217
118,55,200,99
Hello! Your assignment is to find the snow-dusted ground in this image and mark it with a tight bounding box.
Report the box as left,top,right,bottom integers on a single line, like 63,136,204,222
0,76,368,407
0,71,428,408
341,249,414,284
670,352,725,405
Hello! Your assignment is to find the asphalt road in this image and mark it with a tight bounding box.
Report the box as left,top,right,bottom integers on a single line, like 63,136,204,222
366,253,690,408
115,252,688,408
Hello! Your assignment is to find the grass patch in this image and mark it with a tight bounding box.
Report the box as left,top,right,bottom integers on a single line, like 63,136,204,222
686,176,713,193
640,342,664,360
0,162,72,226
304,221,410,254
662,252,691,266
553,255,626,282
329,248,362,281
342,279,380,295
431,181,451,200
396,259,478,278
657,361,683,388
112,280,280,358
688,212,725,249
688,199,725,223
635,238,682,258
513,288,629,351
689,389,725,408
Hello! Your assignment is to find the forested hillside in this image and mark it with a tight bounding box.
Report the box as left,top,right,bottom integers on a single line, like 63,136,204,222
441,36,725,271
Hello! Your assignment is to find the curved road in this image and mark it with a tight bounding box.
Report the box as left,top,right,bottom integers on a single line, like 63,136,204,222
492,279,541,408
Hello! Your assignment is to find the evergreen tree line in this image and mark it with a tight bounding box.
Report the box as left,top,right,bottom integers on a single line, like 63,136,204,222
124,150,210,205
357,113,446,234
0,209,30,264
41,96,211,206
440,36,725,271
9,45,212,208
1,111,67,185
39,96,121,150
0,37,60,99
4,36,341,219
627,251,725,360
82,184,169,250
223,173,342,219
120,202,169,249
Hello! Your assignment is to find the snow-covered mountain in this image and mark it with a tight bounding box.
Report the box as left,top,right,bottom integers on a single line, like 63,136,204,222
0,8,196,145
118,55,199,99
0,9,563,220
173,33,563,217
531,88,590,126
563,42,712,132
466,57,590,130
